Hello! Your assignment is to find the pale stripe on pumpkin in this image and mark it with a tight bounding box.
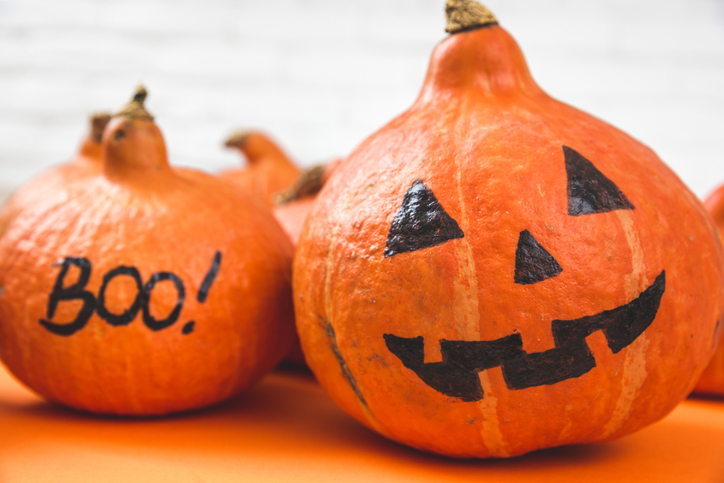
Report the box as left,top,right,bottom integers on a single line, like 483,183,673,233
602,210,650,438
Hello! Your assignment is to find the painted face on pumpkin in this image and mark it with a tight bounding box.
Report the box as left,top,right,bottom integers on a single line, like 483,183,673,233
382,146,666,402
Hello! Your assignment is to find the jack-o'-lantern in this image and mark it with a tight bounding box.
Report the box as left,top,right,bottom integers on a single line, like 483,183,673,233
693,186,724,396
222,130,301,207
0,112,111,237
0,86,296,415
292,0,724,457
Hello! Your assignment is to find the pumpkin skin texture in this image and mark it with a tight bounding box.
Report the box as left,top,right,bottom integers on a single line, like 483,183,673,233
0,88,296,415
272,161,343,366
0,113,111,237
292,1,724,458
222,131,301,207
693,186,724,396
274,197,316,246
273,160,342,245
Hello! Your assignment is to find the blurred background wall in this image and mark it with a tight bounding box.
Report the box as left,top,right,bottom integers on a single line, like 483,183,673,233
1,0,723,201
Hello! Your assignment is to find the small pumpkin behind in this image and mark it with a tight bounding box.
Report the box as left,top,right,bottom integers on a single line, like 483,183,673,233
222,131,301,207
693,185,724,396
272,160,342,366
221,130,339,368
0,113,111,237
273,160,342,245
0,86,296,415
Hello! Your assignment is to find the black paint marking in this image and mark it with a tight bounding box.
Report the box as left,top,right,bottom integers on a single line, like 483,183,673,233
564,146,634,216
41,250,222,336
318,315,369,409
142,272,185,331
40,257,97,336
197,251,222,303
384,334,523,402
96,266,143,326
514,230,562,284
385,271,665,401
384,179,464,257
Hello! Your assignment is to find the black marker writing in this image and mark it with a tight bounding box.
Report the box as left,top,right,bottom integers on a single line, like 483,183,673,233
197,251,222,303
40,251,222,336
142,272,185,331
96,266,143,326
40,257,96,336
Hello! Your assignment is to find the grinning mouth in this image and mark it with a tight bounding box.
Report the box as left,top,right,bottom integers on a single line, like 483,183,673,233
384,270,666,402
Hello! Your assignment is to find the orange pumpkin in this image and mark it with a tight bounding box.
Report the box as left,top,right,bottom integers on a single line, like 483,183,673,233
222,130,301,207
0,112,111,237
270,161,343,367
0,86,296,415
693,186,724,396
273,160,342,245
292,0,724,457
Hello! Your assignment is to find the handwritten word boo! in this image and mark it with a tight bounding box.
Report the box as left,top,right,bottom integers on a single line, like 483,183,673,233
39,252,222,337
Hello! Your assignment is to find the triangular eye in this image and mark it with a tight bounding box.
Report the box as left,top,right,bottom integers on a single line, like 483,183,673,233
384,179,464,258
514,230,562,284
564,146,635,216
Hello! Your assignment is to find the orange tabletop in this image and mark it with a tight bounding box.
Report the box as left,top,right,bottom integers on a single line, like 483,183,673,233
1,364,724,483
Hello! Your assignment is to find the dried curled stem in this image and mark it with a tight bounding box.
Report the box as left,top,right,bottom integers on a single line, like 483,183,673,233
115,85,154,121
223,130,250,149
445,0,498,34
89,112,112,142
275,165,326,205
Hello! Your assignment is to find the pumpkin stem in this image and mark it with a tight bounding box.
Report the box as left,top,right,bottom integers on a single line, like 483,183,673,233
223,130,297,172
90,112,112,143
224,130,250,149
275,165,326,205
115,85,154,121
445,0,498,34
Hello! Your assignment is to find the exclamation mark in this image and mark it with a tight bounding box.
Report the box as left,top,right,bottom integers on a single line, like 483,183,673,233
182,251,222,335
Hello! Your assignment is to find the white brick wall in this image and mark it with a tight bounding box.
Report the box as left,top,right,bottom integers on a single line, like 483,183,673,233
1,0,723,201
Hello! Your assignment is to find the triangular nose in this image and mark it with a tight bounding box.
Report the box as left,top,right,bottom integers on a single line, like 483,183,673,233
514,230,562,284
385,179,464,257
564,146,634,216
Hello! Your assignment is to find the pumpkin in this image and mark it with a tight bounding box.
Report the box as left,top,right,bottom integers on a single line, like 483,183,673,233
222,130,301,207
273,160,342,245
292,0,724,458
0,86,296,415
0,112,111,237
270,160,342,367
693,186,724,396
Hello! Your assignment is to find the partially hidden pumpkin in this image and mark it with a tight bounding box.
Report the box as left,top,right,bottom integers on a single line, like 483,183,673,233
0,112,111,237
292,0,724,457
271,160,342,366
222,130,301,207
273,160,342,245
693,186,724,396
0,86,296,415
221,128,340,368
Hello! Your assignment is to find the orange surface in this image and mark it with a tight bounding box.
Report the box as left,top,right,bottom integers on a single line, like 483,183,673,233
1,364,724,483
